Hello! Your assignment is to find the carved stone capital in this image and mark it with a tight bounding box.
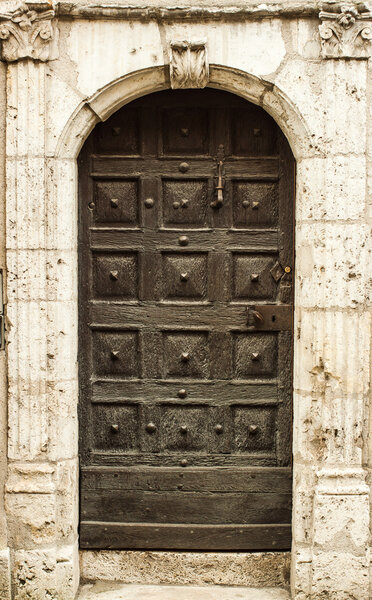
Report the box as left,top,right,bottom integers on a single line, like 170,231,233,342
319,2,372,58
169,40,209,89
0,2,59,62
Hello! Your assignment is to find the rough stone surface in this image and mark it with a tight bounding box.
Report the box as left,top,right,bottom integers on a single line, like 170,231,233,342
80,551,291,588
0,3,370,600
0,548,11,600
77,583,290,600
0,60,9,600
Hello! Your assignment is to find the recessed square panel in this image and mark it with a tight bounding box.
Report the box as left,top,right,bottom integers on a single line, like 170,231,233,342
92,252,138,299
162,252,208,301
94,108,140,154
232,181,278,228
162,179,209,227
163,331,209,379
92,403,139,451
233,332,278,378
159,405,208,452
233,406,276,453
233,253,278,300
94,180,139,224
92,330,139,377
231,105,277,156
162,108,209,154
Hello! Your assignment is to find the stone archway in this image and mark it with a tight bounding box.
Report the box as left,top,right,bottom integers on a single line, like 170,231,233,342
54,64,310,595
57,65,311,161
5,60,370,600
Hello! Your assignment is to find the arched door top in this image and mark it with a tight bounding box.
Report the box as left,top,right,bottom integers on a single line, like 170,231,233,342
57,65,313,162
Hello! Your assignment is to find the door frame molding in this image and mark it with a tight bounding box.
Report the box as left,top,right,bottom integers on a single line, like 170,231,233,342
57,63,308,590
5,62,370,598
56,65,311,161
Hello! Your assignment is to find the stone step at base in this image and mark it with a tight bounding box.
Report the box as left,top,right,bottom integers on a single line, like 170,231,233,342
78,583,290,600
80,551,290,588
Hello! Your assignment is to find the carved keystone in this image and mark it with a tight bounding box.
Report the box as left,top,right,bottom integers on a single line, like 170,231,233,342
0,1,59,62
319,3,372,58
169,40,209,89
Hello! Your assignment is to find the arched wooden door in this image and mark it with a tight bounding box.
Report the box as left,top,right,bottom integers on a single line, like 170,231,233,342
78,89,294,550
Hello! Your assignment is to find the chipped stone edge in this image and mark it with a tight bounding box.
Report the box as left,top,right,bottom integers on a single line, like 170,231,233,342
55,1,323,20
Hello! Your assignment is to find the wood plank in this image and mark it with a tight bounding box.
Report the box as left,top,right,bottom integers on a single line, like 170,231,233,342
81,489,292,524
91,157,279,178
81,466,292,493
79,522,291,550
90,228,279,251
91,380,279,403
85,453,279,468
89,303,286,330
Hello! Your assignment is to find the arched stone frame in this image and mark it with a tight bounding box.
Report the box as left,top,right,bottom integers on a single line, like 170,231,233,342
60,64,309,594
5,62,370,600
57,65,312,159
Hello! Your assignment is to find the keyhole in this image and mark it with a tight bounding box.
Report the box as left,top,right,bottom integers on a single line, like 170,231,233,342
272,315,276,322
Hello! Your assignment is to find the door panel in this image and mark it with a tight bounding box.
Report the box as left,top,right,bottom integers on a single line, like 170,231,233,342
79,89,295,550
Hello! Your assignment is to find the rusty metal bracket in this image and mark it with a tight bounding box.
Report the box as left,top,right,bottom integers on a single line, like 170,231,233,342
246,304,293,331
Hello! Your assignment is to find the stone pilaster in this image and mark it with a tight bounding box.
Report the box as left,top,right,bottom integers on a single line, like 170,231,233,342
292,56,371,599
3,8,78,598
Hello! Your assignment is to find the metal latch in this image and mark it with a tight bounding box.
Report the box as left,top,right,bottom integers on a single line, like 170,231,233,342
0,270,5,349
211,144,225,209
247,304,293,331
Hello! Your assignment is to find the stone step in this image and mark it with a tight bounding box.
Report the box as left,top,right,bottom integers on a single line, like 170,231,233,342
78,583,290,600
80,550,290,588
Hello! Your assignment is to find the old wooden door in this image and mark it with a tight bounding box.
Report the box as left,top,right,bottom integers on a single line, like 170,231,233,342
78,89,294,550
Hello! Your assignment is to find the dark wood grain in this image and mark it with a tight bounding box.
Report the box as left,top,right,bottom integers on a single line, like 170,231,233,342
81,466,292,493
82,490,292,524
91,157,279,178
79,522,292,550
91,380,279,403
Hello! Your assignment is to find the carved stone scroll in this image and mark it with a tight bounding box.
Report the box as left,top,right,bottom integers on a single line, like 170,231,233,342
0,2,59,62
169,40,209,89
319,3,372,58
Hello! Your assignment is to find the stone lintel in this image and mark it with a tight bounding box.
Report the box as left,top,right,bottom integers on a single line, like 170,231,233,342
56,0,322,20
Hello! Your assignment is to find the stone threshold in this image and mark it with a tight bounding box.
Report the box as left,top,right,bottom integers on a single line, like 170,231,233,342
79,551,291,588
78,582,291,600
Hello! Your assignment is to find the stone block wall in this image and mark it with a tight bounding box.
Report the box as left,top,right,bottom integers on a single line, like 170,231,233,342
0,1,370,598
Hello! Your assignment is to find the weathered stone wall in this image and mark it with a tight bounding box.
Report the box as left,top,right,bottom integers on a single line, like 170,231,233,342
0,1,370,599
367,46,372,600
0,55,11,600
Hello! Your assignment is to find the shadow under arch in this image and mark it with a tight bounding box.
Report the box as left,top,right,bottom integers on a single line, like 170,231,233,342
56,64,313,162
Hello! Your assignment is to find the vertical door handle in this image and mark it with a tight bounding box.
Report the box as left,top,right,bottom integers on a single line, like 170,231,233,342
211,144,225,209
